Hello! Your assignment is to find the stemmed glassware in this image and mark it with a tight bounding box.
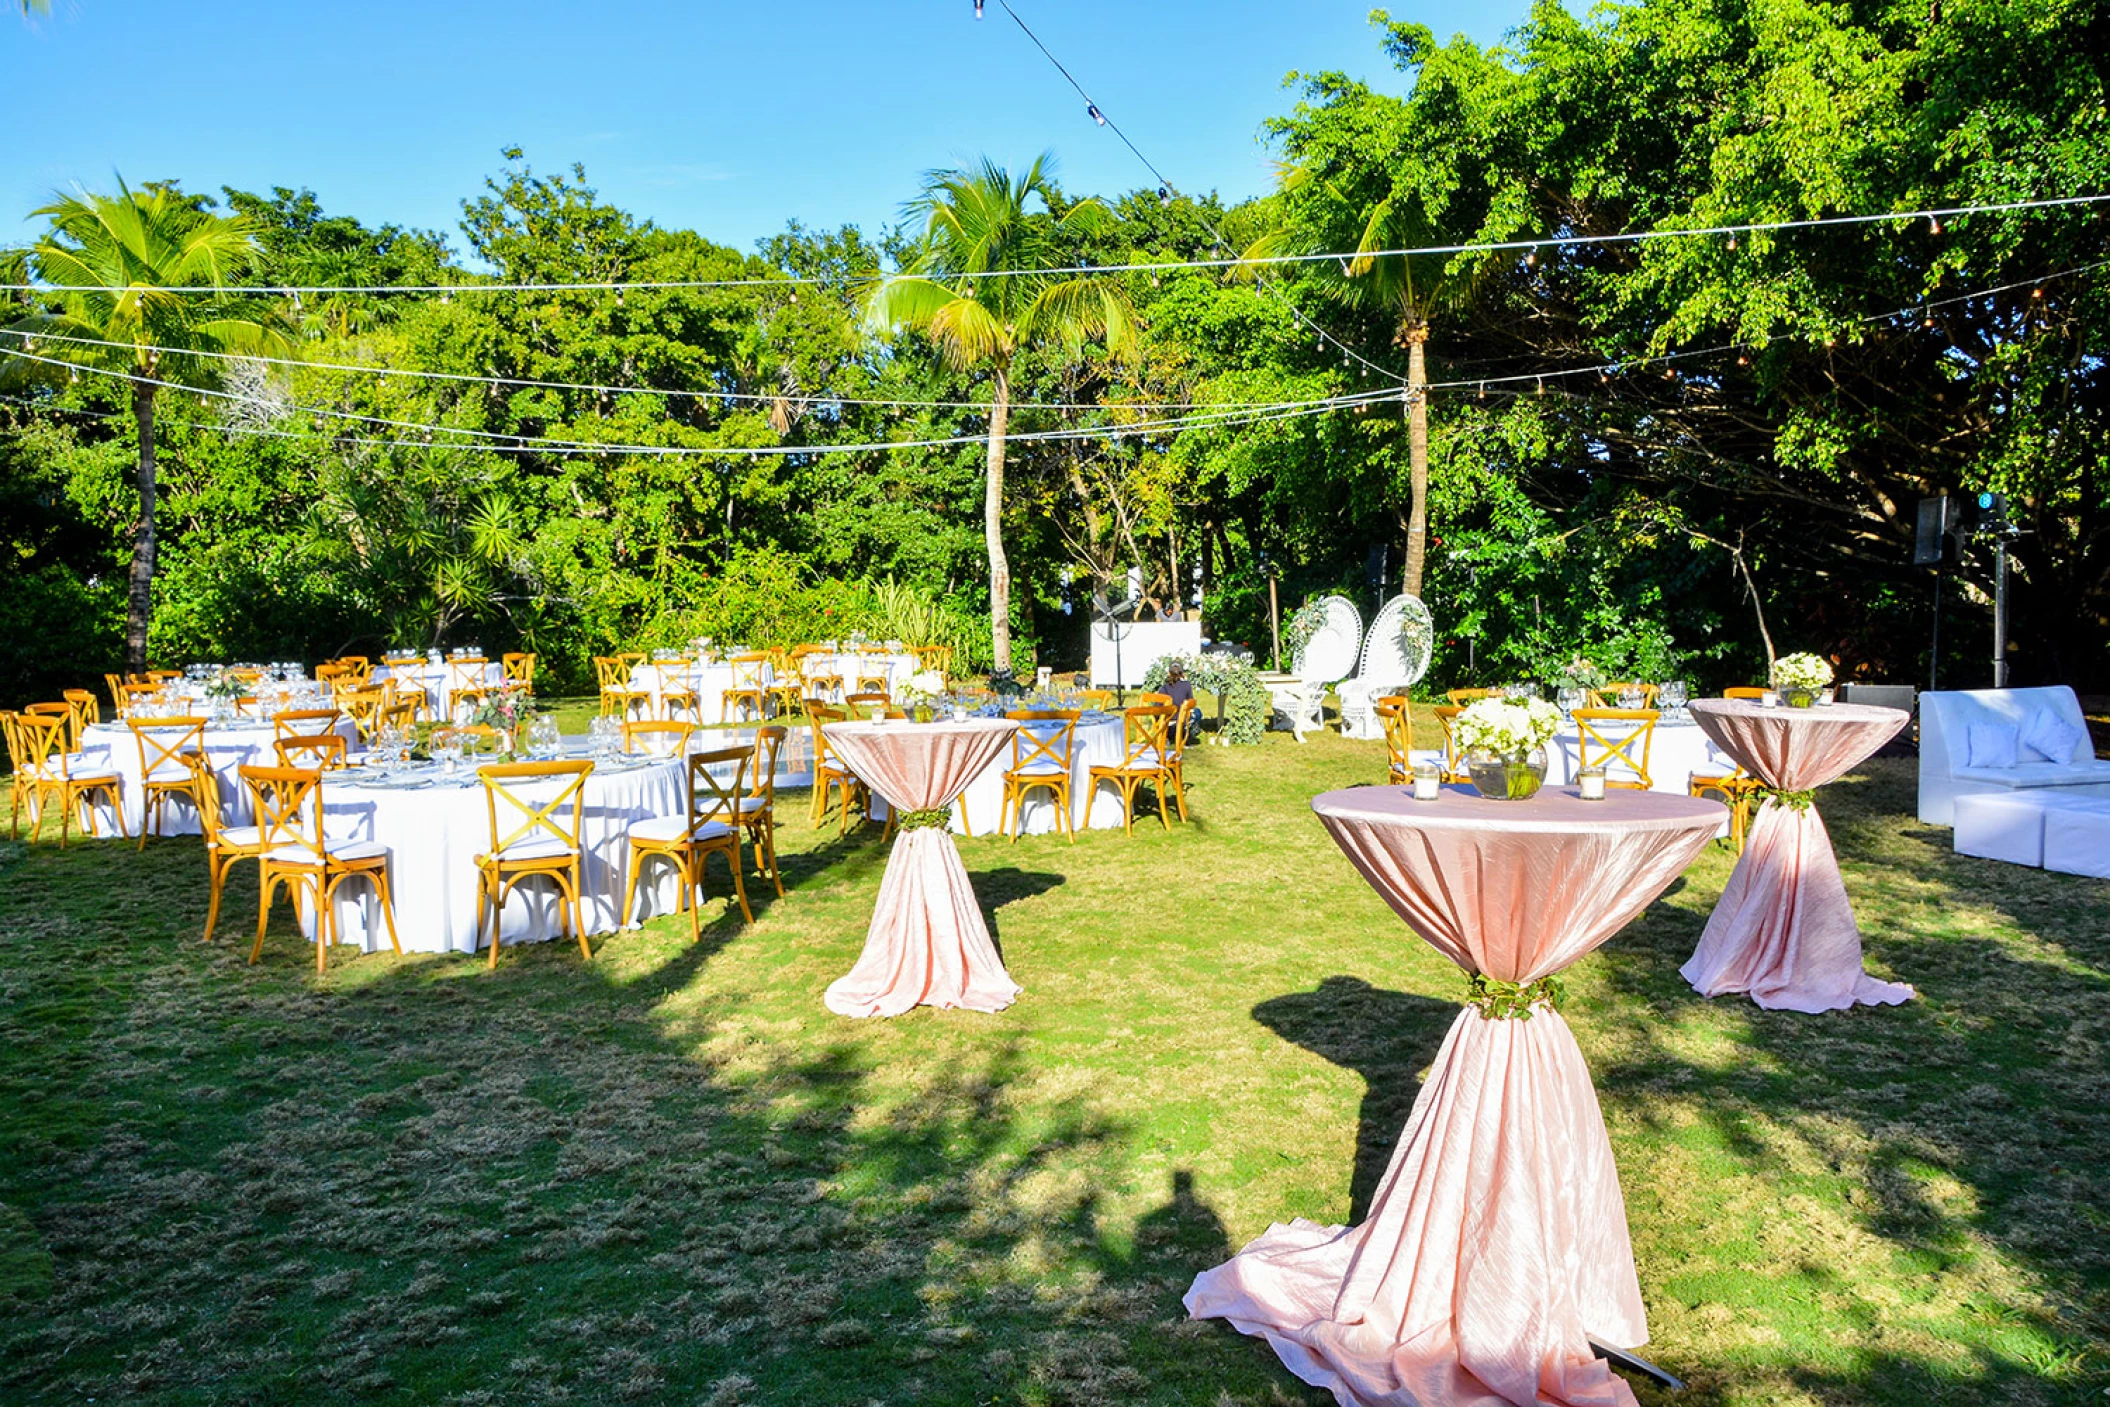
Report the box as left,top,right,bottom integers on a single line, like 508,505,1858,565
1556,686,1585,719
1658,680,1689,721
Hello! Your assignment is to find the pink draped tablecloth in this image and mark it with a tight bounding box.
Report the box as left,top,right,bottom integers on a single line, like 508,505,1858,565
1680,699,1912,1012
1188,785,1724,1407
822,720,1022,1018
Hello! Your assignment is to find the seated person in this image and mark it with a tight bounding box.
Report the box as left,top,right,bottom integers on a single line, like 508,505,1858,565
1161,663,1198,744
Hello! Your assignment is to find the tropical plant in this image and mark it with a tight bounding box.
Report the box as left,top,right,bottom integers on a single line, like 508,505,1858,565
864,154,1139,677
6,180,292,671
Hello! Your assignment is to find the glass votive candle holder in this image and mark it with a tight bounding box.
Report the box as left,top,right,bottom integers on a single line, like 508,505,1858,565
1410,760,1442,800
1759,689,1780,707
1578,765,1607,801
951,705,968,722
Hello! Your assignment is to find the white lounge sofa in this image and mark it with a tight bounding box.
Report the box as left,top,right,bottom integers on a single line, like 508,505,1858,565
1918,686,2110,825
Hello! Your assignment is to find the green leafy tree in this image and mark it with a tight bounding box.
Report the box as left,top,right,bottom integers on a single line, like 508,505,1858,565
865,155,1139,675
7,180,293,672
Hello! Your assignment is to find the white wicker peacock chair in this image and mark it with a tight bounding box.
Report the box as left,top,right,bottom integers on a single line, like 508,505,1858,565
1265,595,1363,742
1336,594,1435,739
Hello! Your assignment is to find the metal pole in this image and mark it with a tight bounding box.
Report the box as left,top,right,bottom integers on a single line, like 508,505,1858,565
1992,540,2009,688
1929,567,1941,691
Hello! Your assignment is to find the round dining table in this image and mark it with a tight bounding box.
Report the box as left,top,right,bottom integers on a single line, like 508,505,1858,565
75,716,362,835
821,719,1022,1017
1188,784,1724,1407
372,659,504,718
866,712,1129,837
626,659,775,724
1679,698,1913,1011
308,754,685,956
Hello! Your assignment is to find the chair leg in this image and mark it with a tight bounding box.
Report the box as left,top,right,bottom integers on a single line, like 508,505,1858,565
956,794,972,839
570,865,592,960
316,875,331,975
1156,773,1172,830
1171,766,1189,822
368,868,403,956
252,869,276,964
621,850,644,929
203,854,228,941
486,872,504,971
722,846,753,924
1059,780,1076,843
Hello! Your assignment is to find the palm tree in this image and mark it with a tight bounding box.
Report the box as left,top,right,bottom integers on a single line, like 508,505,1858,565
1242,173,1460,597
8,180,293,672
865,154,1137,677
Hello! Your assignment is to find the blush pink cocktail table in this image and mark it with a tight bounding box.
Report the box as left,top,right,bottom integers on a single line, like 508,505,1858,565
821,719,1023,1018
1189,785,1724,1407
1680,699,1912,1012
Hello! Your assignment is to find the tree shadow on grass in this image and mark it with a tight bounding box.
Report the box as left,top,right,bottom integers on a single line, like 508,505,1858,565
1252,976,1458,1221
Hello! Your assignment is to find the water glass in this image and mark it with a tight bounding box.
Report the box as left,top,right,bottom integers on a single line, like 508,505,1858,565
1617,687,1645,710
1556,686,1585,718
1659,680,1688,719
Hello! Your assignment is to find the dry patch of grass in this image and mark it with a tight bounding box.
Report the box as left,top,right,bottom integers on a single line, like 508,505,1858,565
0,728,2104,1404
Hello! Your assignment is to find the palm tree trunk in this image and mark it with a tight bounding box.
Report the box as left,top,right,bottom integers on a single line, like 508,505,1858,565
126,381,158,675
1401,329,1430,597
986,365,1013,676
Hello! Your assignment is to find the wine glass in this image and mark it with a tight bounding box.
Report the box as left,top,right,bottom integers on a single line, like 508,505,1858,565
1659,680,1688,720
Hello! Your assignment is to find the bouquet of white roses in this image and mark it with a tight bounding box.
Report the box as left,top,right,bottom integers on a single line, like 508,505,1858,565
898,669,947,707
1454,696,1563,756
1770,652,1833,692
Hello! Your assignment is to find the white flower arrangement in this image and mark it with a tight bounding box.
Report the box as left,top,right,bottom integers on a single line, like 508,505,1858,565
1453,696,1563,756
898,669,947,706
1771,652,1834,691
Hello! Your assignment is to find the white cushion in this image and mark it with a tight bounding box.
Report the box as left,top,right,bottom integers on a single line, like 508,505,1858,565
265,838,388,865
1954,760,2110,788
214,825,263,850
1009,759,1069,776
2021,710,2087,764
487,834,576,862
628,815,734,844
1965,723,2020,769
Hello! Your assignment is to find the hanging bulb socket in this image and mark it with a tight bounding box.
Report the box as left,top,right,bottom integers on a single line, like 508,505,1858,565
1727,234,1738,251
1929,215,1942,234
1158,184,1172,206
1525,247,1537,268
974,0,984,16
1087,103,1106,126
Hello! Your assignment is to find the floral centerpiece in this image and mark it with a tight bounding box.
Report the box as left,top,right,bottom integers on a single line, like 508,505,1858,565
1770,652,1833,708
471,688,537,753
203,673,247,702
897,669,947,723
1454,696,1562,800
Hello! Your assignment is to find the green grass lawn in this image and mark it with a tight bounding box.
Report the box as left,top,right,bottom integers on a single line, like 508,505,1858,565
0,722,2104,1405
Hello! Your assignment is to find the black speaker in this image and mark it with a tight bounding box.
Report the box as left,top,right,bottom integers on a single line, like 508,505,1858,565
1914,495,1959,566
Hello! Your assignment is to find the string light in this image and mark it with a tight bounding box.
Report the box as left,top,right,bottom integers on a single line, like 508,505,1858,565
974,0,984,15
1087,103,1105,126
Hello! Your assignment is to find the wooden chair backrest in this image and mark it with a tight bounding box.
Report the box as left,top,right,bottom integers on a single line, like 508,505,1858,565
477,760,594,859
274,732,349,770
502,652,536,685
623,720,695,756
241,764,326,863
749,726,786,802
1588,682,1659,709
687,745,753,831
1723,686,1768,700
1118,705,1174,770
1572,708,1660,788
274,708,344,739
1006,709,1079,774
129,716,208,782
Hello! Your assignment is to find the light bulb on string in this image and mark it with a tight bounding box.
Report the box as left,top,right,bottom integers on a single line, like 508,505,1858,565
1477,382,1486,400
1525,247,1538,268
1929,216,1942,234
1087,104,1106,126
1727,234,1738,251
1536,376,1545,395
1158,184,1172,206
974,0,984,15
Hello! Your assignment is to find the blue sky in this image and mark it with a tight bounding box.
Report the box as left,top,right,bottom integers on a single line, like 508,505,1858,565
2,1,1532,260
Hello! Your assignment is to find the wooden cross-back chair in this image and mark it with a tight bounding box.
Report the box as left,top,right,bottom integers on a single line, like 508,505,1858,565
1587,682,1660,709
722,653,772,723
129,716,209,847
1446,687,1498,706
763,649,805,719
62,689,100,744
242,764,399,973
1001,709,1079,843
623,719,695,757
14,710,124,846
842,692,892,721
340,687,392,743
738,725,788,896
1723,686,1769,700
1430,704,1469,782
274,732,349,771
273,708,343,739
446,657,496,723
1572,708,1661,790
104,672,130,718
622,745,754,941
806,706,868,835
190,749,263,942
651,659,701,722
1088,705,1179,835
594,655,653,721
1375,695,1414,784
911,644,954,679
473,759,596,970
502,652,536,687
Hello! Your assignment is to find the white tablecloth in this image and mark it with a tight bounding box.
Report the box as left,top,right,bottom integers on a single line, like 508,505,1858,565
310,756,686,955
373,661,503,717
871,714,1131,836
74,718,362,836
624,661,775,723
